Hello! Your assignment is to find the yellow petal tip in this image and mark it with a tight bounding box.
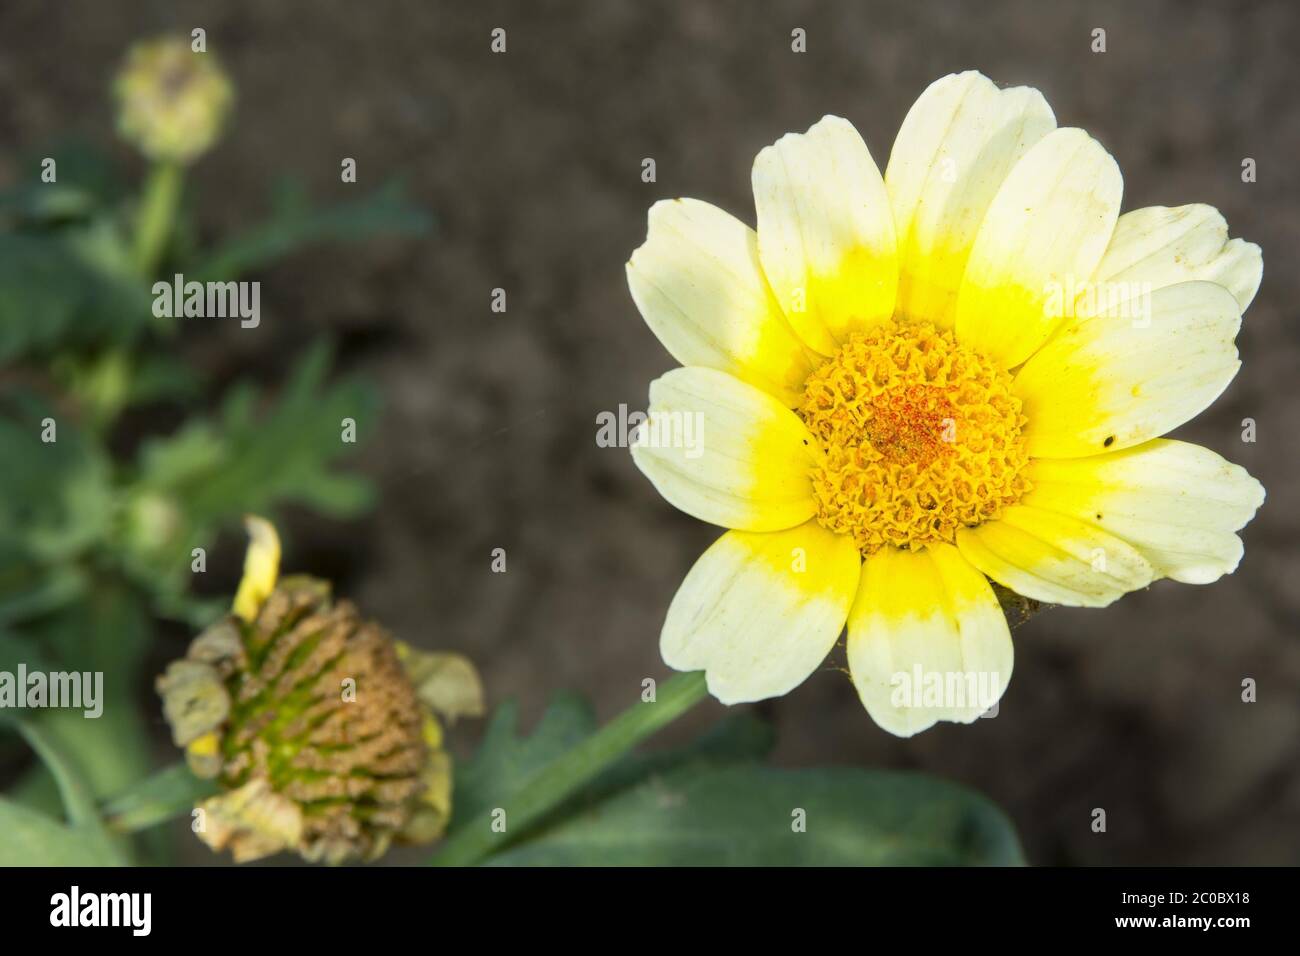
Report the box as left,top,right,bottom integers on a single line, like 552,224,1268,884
232,514,281,622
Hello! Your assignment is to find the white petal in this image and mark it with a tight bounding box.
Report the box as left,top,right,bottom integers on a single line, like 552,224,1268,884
662,521,862,704
627,198,817,406
1015,281,1241,458
954,128,1123,368
885,71,1056,328
847,543,1012,737
631,367,818,532
752,115,898,355
1023,439,1265,584
1088,204,1261,316
956,505,1154,607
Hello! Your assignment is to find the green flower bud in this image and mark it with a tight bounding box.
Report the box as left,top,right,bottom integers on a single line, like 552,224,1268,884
113,36,233,163
157,518,483,863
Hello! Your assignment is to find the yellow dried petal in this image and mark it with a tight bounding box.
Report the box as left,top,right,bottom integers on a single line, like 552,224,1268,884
197,778,303,864
232,514,280,622
396,643,486,723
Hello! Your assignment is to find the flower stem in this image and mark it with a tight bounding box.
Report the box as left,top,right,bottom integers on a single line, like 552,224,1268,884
132,160,183,280
429,670,709,867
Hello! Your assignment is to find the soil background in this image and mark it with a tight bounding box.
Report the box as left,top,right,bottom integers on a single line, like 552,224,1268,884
2,0,1298,865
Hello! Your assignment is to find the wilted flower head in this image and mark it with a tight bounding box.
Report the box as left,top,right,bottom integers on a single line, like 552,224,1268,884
113,36,233,163
157,517,484,863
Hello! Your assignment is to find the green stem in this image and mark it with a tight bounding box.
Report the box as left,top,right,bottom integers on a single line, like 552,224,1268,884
132,161,184,280
430,670,709,867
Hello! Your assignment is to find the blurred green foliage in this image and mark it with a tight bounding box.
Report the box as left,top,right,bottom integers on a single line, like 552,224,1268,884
0,128,428,863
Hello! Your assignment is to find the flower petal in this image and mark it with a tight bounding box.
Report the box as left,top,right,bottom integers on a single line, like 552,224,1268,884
631,367,819,532
233,515,280,622
1015,281,1241,458
1022,439,1264,584
1088,204,1262,316
885,71,1056,328
954,128,1122,368
752,115,898,355
956,505,1154,607
661,521,862,704
847,543,1011,737
626,198,818,406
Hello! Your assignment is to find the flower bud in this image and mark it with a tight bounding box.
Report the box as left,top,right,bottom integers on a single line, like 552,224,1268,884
113,36,233,163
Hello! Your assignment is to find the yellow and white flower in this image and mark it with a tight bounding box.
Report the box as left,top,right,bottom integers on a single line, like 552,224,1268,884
626,72,1264,737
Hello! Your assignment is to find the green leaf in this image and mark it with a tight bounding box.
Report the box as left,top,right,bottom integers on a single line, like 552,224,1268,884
18,721,104,828
0,630,51,674
0,634,57,814
100,763,219,833
135,340,378,525
451,684,771,822
5,589,157,863
487,764,1024,867
0,570,88,629
18,588,155,801
0,798,125,866
0,233,153,362
0,721,129,866
119,341,377,608
0,185,97,224
451,694,596,826
117,351,205,406
451,693,775,846
0,394,111,628
570,710,774,809
0,390,113,554
0,139,125,225
190,180,431,281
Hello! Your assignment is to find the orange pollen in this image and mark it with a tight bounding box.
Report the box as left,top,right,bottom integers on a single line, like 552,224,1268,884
798,321,1031,555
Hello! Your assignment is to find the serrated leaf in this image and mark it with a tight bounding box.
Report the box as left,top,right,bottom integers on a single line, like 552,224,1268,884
120,342,377,605
488,765,1024,867
154,340,379,524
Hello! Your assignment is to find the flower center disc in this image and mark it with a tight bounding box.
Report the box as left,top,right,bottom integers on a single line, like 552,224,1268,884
798,321,1030,555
